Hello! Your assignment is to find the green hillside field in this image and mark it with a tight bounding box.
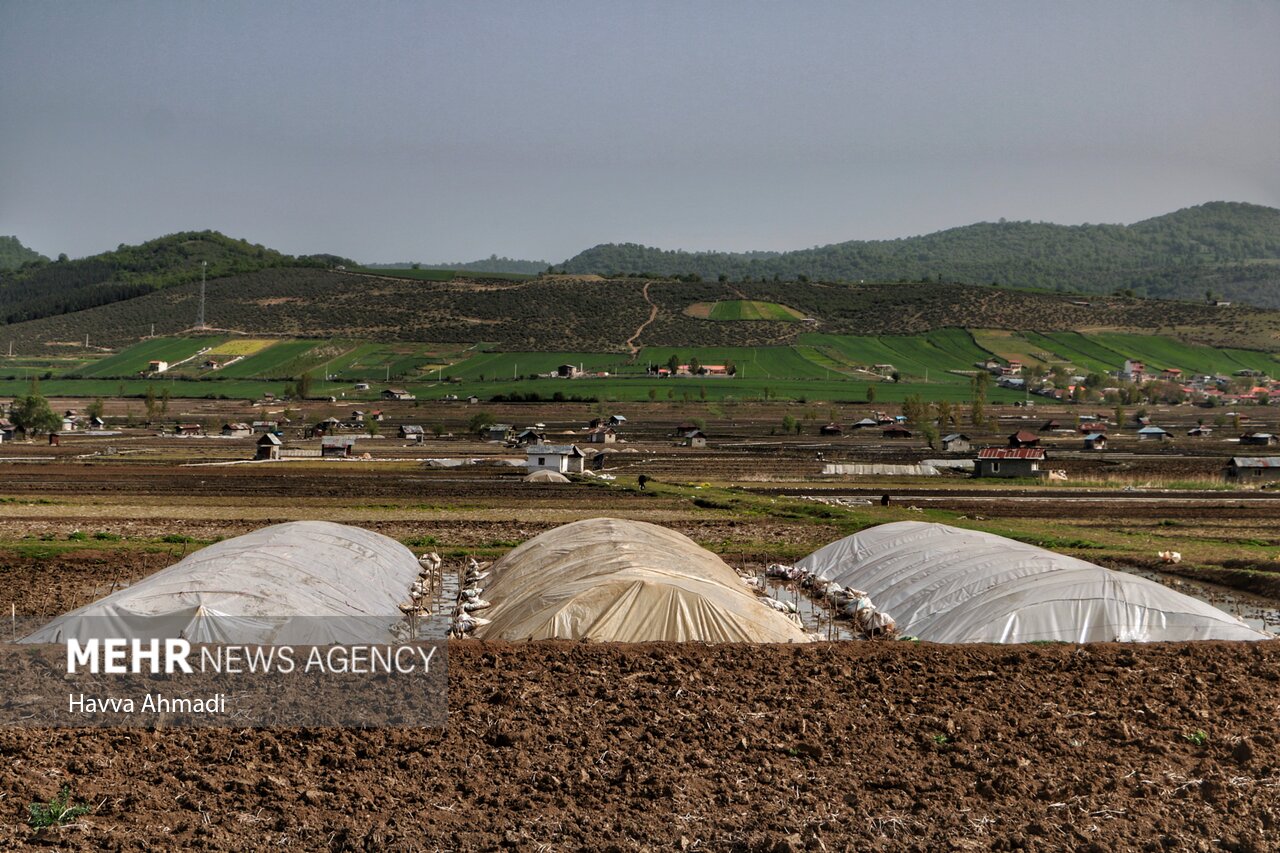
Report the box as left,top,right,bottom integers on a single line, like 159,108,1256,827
3,329,1276,403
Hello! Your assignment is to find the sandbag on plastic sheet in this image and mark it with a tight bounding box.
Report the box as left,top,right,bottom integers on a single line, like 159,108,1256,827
796,521,1267,643
22,521,421,645
473,518,810,643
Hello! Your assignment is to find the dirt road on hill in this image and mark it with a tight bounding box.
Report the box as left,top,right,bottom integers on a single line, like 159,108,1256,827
1,641,1277,851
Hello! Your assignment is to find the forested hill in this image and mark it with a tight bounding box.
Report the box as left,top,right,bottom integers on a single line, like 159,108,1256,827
0,231,341,325
368,256,549,275
560,202,1280,307
0,236,47,270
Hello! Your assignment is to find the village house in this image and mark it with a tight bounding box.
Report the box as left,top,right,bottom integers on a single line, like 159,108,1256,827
0,418,14,441
467,395,479,405
255,433,282,460
147,360,169,373
399,425,425,441
321,436,358,457
1120,360,1146,383
586,425,617,444
882,426,912,439
381,388,415,401
1240,432,1278,447
175,423,203,436
221,422,252,438
1083,432,1108,451
557,364,582,378
1187,426,1213,438
1137,426,1172,441
1160,367,1183,381
513,428,545,446
851,417,880,429
353,381,370,391
819,423,843,436
87,415,106,429
484,423,514,442
526,444,585,474
1078,422,1106,434
940,433,971,453
312,417,342,436
1225,457,1280,483
351,410,365,423
975,447,1046,478
683,430,707,449
1008,430,1041,448
673,422,700,437
252,420,278,433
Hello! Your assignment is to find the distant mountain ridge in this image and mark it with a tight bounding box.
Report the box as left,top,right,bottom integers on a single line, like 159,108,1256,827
560,201,1280,307
368,256,549,275
0,231,337,325
0,235,48,270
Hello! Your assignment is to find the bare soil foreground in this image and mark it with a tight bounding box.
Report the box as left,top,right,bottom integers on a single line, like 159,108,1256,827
2,641,1278,852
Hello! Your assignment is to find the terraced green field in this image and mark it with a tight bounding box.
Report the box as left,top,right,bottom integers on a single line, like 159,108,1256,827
445,351,630,381
701,300,805,321
1087,333,1280,377
8,328,1278,402
213,340,328,379
76,336,225,378
635,346,823,379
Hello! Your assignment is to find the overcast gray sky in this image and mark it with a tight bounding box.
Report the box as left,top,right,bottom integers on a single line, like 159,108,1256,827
2,1,1277,264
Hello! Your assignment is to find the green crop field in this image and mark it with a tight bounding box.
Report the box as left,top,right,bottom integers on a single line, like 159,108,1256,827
9,329,1278,403
798,331,986,384
76,336,226,378
635,346,826,379
1020,332,1127,376
214,340,328,379
1086,333,1278,378
444,351,630,381
700,300,805,321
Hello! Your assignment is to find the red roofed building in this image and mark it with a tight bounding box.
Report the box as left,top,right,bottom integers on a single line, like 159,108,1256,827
976,447,1046,478
1008,430,1041,448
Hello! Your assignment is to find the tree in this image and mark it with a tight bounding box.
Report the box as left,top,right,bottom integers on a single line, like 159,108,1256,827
935,400,956,429
468,411,497,433
144,385,159,420
970,372,989,428
86,398,105,421
431,423,445,437
666,354,680,374
366,420,380,436
866,384,876,404
294,372,313,400
781,414,797,434
920,422,939,450
160,387,171,417
688,356,702,375
902,394,927,424
724,359,736,376
10,388,62,436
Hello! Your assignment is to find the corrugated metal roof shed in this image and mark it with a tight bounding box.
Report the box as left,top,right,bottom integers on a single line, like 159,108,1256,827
978,448,1046,460
1230,457,1280,468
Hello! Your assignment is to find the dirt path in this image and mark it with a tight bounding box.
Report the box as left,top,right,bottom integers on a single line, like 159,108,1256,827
625,281,659,358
